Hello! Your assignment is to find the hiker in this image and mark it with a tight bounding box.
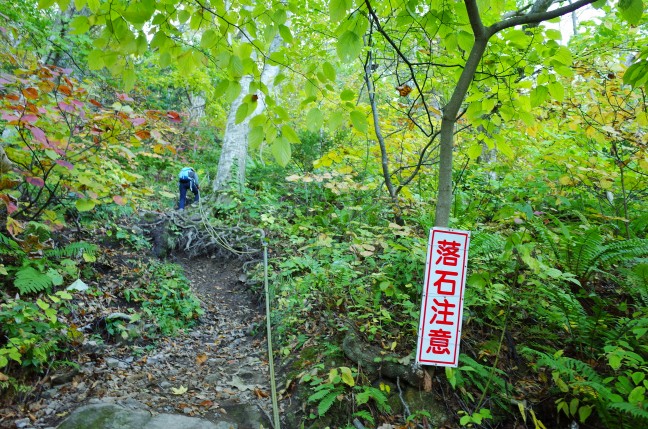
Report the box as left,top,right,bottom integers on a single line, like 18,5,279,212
178,167,200,209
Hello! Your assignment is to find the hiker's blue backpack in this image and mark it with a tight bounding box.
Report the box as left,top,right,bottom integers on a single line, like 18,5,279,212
178,167,193,182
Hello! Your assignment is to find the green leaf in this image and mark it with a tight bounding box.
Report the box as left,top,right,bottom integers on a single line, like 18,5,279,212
200,29,218,49
278,25,293,43
306,108,324,132
123,0,156,24
578,405,593,423
330,0,350,23
628,386,646,404
530,85,549,107
466,144,482,160
74,0,86,9
229,55,244,77
350,109,368,133
340,367,354,387
38,0,56,7
46,269,64,286
272,136,291,167
281,125,300,144
235,103,249,124
249,126,265,149
340,88,355,101
323,62,336,81
75,199,95,212
70,16,90,34
548,81,565,102
618,0,644,25
123,68,136,92
337,30,362,63
317,391,339,416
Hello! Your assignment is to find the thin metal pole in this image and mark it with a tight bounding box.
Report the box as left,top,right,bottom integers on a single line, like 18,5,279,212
263,235,281,429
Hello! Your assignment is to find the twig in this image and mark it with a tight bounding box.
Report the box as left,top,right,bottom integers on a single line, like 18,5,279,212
397,377,411,419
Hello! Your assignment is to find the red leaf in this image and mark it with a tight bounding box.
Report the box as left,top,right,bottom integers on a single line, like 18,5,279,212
29,126,47,144
55,159,74,170
113,195,125,205
1,112,19,122
58,102,75,113
135,130,151,140
21,114,38,124
89,99,102,107
22,87,38,100
167,111,182,123
26,177,45,187
117,93,134,102
129,117,146,126
0,195,18,214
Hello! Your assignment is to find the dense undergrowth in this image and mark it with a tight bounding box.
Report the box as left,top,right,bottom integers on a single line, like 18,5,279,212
2,4,648,429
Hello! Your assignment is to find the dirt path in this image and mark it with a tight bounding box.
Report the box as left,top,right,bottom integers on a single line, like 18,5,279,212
2,256,275,429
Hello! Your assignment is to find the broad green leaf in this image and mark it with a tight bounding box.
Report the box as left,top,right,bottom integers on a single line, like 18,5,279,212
123,0,156,25
272,136,291,167
350,109,368,133
200,29,218,49
38,0,56,7
74,0,86,9
75,199,95,212
229,55,244,77
70,16,90,34
281,125,300,144
235,103,249,124
466,144,483,160
306,108,324,131
618,0,644,25
330,0,350,23
340,88,355,101
336,30,362,63
323,62,336,81
278,24,293,43
530,85,549,107
123,68,136,92
273,8,287,25
86,0,99,12
328,111,345,130
548,81,565,102
224,81,241,103
249,126,265,149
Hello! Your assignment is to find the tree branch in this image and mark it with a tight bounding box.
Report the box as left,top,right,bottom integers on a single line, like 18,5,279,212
488,0,596,35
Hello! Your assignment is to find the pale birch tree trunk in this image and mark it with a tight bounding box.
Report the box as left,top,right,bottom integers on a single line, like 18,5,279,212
212,35,282,194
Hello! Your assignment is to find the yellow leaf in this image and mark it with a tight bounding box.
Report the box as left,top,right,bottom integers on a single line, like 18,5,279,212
340,367,355,387
171,386,188,395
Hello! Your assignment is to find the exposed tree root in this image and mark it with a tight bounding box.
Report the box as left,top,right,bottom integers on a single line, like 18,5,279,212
137,207,262,260
342,328,425,387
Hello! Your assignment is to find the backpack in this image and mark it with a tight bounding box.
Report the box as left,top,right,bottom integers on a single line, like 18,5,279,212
178,167,193,182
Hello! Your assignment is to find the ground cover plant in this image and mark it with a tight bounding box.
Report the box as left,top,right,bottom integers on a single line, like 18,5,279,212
1,1,647,428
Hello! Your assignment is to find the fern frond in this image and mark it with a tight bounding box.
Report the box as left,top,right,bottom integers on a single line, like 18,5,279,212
44,242,97,260
567,228,603,279
14,267,52,294
608,402,648,422
596,239,648,268
0,232,25,257
470,232,506,261
317,391,339,416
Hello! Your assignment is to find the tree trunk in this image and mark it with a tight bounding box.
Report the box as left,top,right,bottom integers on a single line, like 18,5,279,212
212,36,282,194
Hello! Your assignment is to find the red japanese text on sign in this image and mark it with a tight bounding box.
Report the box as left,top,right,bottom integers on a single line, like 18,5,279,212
416,228,470,367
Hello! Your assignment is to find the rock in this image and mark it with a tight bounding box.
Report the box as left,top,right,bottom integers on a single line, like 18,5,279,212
105,358,121,368
14,418,31,428
56,402,226,429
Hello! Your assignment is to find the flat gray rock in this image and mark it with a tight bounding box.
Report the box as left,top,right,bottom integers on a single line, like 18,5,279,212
57,402,236,429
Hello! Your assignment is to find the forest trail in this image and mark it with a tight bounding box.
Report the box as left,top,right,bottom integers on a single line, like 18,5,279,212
5,256,275,429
